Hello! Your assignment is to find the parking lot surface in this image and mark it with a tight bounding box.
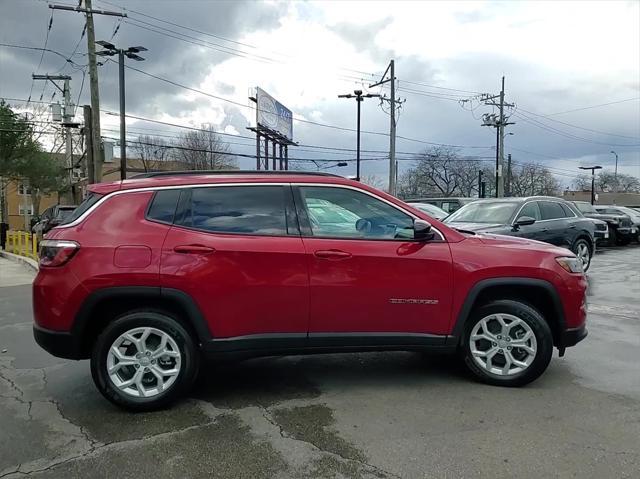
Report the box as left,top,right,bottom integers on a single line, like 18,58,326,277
1,246,639,478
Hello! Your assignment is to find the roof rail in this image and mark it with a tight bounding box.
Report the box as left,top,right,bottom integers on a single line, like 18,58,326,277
130,170,342,179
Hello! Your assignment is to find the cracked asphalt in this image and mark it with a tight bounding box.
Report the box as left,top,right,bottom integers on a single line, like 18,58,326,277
1,245,639,478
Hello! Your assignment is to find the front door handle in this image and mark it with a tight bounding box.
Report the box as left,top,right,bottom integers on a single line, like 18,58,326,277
314,249,352,260
173,244,216,254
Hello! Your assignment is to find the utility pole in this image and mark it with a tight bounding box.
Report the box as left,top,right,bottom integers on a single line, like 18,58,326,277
506,153,512,197
579,165,603,205
480,76,514,198
370,60,404,195
96,41,147,180
83,105,95,184
32,74,78,201
610,150,619,191
50,1,126,183
338,90,380,181
478,169,484,198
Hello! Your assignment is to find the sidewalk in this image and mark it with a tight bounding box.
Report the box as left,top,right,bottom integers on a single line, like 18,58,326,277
0,256,35,287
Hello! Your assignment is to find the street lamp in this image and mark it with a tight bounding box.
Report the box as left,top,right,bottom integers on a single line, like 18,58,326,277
96,41,147,180
338,90,380,181
610,150,619,185
579,165,602,205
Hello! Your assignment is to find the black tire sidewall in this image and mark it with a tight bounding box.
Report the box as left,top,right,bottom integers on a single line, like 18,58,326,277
572,237,592,272
462,300,553,387
91,311,199,411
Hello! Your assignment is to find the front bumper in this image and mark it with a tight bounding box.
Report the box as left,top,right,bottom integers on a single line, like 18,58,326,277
33,325,84,360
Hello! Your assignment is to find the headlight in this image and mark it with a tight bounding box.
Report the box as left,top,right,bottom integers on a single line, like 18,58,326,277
556,256,584,274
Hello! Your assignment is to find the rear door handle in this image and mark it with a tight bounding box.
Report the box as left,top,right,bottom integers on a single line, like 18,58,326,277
314,249,352,260
173,245,216,254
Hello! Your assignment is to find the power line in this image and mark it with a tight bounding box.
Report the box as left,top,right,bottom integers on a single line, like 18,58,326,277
515,106,640,141
543,97,640,116
27,10,54,105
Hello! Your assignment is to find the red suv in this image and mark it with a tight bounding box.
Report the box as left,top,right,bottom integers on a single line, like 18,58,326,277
33,171,587,410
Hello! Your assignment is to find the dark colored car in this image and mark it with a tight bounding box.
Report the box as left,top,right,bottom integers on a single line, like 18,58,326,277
33,172,587,410
32,205,77,235
406,202,449,220
571,201,635,246
594,205,640,243
405,197,475,214
444,196,596,271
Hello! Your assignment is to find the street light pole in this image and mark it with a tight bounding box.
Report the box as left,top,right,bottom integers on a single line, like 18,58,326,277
610,150,619,188
338,90,379,181
96,41,147,180
579,165,603,205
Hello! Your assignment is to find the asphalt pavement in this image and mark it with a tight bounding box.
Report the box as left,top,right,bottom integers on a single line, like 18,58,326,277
1,245,639,478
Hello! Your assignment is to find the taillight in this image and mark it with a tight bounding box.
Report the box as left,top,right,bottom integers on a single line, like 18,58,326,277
39,240,80,267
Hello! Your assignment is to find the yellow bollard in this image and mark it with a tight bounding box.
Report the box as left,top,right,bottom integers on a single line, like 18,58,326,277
32,234,38,259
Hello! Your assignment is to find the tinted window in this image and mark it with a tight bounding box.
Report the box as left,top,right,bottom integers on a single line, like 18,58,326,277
180,186,288,236
60,193,102,225
518,202,541,220
560,203,575,217
447,202,519,224
147,190,181,224
300,186,414,239
574,202,596,214
539,201,566,220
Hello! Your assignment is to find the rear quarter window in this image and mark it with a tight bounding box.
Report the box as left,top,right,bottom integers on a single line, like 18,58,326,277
59,193,102,225
146,189,181,224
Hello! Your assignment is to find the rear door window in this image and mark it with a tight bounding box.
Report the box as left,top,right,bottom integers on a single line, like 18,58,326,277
539,201,567,220
178,186,290,236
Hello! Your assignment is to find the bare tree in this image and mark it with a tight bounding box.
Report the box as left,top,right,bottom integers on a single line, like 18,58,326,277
571,174,591,191
174,127,236,170
131,135,171,172
509,163,561,197
360,173,385,191
572,171,640,193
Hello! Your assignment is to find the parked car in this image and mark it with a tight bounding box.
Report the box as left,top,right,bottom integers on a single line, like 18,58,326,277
405,197,476,214
589,218,609,244
571,201,635,246
593,205,640,243
32,205,77,235
34,171,587,410
406,202,449,220
444,196,596,271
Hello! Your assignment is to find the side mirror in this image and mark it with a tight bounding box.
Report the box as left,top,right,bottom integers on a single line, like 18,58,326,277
514,216,536,227
414,219,435,241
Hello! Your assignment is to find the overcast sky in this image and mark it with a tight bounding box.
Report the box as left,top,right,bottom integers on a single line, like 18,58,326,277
1,0,639,187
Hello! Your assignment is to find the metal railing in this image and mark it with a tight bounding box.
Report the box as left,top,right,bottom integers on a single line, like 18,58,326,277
5,231,39,260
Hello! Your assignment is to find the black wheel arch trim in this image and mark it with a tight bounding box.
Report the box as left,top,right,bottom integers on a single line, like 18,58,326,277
447,277,566,346
72,286,212,350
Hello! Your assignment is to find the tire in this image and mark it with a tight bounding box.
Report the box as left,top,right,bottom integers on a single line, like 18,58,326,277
461,300,553,387
572,237,592,272
91,310,200,411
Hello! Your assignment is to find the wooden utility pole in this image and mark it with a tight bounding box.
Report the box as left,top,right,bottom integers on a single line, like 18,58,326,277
49,1,126,183
83,105,95,184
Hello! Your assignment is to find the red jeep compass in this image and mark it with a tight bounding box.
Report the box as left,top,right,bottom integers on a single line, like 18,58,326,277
33,171,587,410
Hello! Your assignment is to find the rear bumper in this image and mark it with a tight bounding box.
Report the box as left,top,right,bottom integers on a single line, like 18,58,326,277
33,325,84,360
560,324,588,348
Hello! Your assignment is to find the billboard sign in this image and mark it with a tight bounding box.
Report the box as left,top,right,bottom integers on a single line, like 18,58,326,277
256,87,293,141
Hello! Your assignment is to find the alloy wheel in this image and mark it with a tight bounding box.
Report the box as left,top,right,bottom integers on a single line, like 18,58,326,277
469,313,537,376
575,242,590,270
106,327,182,398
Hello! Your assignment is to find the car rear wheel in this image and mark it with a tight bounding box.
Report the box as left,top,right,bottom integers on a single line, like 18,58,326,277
572,238,592,272
90,310,200,411
462,300,553,387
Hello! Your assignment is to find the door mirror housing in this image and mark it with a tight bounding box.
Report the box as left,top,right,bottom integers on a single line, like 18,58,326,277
514,216,536,228
414,219,435,241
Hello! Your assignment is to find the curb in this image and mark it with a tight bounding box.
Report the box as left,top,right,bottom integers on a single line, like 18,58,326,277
0,250,39,272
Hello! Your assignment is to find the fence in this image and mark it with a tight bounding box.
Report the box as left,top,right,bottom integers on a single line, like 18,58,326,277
5,231,39,260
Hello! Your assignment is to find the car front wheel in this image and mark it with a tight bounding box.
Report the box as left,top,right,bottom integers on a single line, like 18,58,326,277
90,310,200,411
462,300,553,387
572,238,592,272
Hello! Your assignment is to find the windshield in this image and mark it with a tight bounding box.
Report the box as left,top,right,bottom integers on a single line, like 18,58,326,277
617,206,640,219
575,202,596,214
445,201,519,224
59,193,102,225
412,203,446,218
